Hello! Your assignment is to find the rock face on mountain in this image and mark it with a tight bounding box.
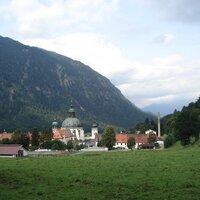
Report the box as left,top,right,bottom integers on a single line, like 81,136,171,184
0,36,150,131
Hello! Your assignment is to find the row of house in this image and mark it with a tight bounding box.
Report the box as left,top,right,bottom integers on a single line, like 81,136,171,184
115,133,164,149
0,131,163,157
0,105,163,156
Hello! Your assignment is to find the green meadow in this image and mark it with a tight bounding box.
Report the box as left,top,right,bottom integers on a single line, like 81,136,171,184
0,147,200,200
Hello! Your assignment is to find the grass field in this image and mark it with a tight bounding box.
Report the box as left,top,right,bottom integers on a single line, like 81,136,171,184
0,147,200,200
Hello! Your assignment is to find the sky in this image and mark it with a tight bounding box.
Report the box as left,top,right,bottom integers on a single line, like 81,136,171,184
0,0,200,115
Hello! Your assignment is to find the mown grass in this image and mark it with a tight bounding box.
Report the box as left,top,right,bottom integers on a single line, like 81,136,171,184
0,147,200,200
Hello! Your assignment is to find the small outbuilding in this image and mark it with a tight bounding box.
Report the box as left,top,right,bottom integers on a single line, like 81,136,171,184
0,144,28,157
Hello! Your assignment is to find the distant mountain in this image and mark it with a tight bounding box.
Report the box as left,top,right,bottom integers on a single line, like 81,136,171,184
143,99,195,117
0,35,151,131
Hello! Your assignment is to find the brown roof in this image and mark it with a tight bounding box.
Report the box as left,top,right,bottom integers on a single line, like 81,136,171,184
116,134,128,143
116,134,149,144
130,134,149,143
53,129,73,140
0,133,12,141
0,144,23,155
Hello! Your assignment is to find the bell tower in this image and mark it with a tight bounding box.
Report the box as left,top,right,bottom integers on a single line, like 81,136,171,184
91,121,98,139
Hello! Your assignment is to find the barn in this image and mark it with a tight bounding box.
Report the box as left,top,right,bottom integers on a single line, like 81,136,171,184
0,144,28,157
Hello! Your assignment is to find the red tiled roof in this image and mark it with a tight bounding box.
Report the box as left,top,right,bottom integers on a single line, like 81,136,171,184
53,129,72,140
116,134,150,144
0,133,12,141
116,134,129,143
130,134,149,143
0,144,23,155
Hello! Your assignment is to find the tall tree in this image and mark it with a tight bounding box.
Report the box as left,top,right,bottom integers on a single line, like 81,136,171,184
40,128,53,144
12,129,22,144
176,107,200,145
31,128,39,147
11,129,29,148
127,137,136,150
101,125,116,150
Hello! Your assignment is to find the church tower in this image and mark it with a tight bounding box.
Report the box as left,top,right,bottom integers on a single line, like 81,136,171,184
91,121,98,139
52,120,58,133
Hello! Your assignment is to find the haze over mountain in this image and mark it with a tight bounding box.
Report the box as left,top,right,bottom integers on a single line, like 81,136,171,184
143,98,196,117
0,36,152,131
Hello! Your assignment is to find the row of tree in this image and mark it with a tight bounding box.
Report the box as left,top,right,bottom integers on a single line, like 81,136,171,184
0,128,87,151
133,118,157,133
162,97,200,147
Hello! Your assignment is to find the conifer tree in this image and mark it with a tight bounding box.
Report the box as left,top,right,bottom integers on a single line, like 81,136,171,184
101,125,116,150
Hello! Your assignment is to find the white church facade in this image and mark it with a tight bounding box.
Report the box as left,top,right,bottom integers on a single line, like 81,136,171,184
52,104,99,146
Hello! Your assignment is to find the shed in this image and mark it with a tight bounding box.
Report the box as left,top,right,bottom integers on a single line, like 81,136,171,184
0,144,28,157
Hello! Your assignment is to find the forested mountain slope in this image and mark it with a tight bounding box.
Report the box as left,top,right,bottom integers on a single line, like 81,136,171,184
0,36,150,131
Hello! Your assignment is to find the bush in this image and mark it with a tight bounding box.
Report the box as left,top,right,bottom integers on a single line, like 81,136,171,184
164,134,176,148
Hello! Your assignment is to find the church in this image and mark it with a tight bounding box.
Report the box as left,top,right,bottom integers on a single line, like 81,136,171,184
52,103,99,147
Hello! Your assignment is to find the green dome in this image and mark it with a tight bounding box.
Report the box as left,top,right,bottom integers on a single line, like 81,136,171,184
62,103,82,128
62,117,81,128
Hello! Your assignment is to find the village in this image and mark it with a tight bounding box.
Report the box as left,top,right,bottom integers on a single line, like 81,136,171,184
0,103,164,158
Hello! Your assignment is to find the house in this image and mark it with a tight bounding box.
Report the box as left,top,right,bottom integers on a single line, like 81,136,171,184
145,129,156,135
0,144,28,157
52,128,73,144
115,133,157,149
115,134,129,149
0,132,12,141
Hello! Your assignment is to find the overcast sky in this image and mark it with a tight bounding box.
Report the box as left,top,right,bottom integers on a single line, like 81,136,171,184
0,0,200,112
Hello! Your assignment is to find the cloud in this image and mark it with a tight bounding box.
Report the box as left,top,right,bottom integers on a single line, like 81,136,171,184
144,0,200,23
23,32,132,77
0,0,119,38
66,0,119,23
153,33,174,45
116,54,200,107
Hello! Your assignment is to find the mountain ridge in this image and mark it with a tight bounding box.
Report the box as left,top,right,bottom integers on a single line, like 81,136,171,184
0,35,152,131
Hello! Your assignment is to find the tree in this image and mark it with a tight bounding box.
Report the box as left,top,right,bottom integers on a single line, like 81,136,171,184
175,107,200,146
101,125,116,150
0,138,11,144
135,118,157,134
66,140,74,151
51,142,59,150
11,129,29,148
31,128,39,147
164,134,176,148
20,133,30,149
40,128,53,144
148,133,157,144
127,137,135,150
12,129,22,144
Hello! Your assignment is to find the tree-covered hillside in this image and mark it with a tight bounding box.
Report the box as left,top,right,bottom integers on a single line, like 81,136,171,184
0,36,150,131
162,97,200,147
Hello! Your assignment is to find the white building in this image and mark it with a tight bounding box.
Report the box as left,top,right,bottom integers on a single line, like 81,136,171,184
114,134,150,149
145,129,156,135
52,104,99,146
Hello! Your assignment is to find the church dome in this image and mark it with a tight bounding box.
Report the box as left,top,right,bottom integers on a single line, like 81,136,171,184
62,117,81,128
61,103,82,128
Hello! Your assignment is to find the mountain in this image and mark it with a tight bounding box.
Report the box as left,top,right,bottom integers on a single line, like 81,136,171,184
0,36,151,131
143,99,195,117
